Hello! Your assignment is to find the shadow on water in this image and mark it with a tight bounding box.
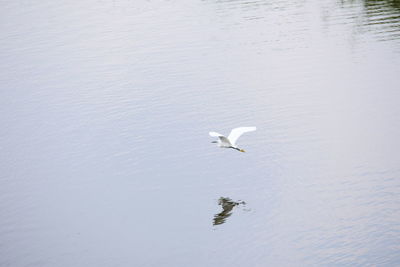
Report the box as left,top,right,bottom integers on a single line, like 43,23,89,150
213,197,246,226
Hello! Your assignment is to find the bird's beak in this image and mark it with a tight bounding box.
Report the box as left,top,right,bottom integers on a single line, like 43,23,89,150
211,141,217,143
240,149,246,152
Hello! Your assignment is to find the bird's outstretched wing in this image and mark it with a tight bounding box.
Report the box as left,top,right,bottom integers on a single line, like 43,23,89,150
227,127,256,146
209,131,231,146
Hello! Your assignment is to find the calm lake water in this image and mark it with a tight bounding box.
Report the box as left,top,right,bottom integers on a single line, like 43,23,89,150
1,0,400,266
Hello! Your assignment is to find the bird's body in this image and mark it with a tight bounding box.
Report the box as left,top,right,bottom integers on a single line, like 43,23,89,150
209,127,256,152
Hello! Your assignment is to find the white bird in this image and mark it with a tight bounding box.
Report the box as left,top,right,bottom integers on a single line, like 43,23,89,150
209,127,256,152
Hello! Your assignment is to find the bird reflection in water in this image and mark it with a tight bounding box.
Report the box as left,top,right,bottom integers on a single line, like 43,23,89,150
213,197,246,226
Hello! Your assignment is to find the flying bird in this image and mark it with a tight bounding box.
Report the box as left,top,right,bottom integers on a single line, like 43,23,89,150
209,127,256,152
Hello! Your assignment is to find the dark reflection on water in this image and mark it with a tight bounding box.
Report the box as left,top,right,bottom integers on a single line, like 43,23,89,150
363,0,400,35
213,197,246,226
343,0,400,42
364,0,400,13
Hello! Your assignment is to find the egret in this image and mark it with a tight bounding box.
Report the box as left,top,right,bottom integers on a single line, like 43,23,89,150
209,127,256,152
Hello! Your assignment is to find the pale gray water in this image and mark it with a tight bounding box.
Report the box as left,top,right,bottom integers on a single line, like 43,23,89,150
1,0,400,266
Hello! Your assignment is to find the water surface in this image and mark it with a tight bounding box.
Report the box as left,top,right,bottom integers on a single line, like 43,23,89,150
1,0,400,266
